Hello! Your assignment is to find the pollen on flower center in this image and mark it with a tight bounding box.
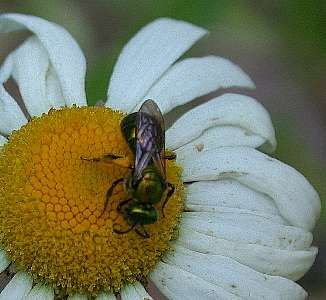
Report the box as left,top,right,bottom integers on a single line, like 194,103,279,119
0,106,183,295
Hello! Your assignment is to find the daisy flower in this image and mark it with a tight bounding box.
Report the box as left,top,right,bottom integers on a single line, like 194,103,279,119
0,13,321,300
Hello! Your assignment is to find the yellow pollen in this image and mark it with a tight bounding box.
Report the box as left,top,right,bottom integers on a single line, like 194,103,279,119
0,107,183,296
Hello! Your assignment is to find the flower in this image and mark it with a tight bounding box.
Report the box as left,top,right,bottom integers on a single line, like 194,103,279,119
0,13,320,300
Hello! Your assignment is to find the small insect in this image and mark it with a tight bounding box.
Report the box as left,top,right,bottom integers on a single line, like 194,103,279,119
81,100,176,238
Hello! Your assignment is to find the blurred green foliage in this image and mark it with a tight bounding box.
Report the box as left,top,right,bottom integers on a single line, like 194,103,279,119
275,1,326,70
274,118,326,223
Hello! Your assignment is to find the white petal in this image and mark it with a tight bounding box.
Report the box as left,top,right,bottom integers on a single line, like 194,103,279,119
164,245,307,300
107,18,207,112
1,36,52,116
0,13,87,106
167,93,276,152
186,180,279,215
95,292,116,300
150,262,241,300
185,205,286,224
1,36,66,115
182,212,312,250
25,283,54,300
181,147,320,231
0,51,13,82
138,56,254,113
178,227,318,281
45,65,65,108
0,135,7,146
0,85,27,135
177,125,267,159
0,271,33,300
0,249,10,272
120,282,153,300
189,205,286,225
67,294,88,300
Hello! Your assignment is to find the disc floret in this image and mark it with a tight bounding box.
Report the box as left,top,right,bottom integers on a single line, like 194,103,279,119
0,107,183,295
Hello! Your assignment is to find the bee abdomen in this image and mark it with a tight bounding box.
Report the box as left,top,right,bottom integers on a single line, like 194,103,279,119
135,174,163,204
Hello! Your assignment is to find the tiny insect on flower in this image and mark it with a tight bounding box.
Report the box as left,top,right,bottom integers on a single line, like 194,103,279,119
81,100,177,238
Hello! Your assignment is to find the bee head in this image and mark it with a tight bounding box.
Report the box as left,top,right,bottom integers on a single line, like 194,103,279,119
125,202,158,225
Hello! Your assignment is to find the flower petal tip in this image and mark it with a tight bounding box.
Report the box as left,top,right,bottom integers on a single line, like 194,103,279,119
107,17,208,112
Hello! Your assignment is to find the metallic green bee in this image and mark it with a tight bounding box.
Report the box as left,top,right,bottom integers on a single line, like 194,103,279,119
82,100,175,238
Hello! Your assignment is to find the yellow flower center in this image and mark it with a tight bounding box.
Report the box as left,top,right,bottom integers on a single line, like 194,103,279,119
0,106,183,296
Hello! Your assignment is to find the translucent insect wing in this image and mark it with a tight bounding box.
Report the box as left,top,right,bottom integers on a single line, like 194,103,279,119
133,100,166,182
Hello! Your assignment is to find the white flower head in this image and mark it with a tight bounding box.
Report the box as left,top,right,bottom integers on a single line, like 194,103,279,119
0,13,321,300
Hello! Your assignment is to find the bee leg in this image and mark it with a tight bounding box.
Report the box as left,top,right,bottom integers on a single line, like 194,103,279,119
117,198,133,213
162,182,175,217
103,178,124,212
113,223,137,235
164,150,176,160
81,154,133,169
135,225,150,239
81,153,122,162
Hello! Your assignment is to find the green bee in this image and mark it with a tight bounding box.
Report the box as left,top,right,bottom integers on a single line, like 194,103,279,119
82,100,175,237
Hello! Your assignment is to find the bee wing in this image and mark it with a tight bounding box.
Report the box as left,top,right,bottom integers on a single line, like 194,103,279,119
133,100,165,183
